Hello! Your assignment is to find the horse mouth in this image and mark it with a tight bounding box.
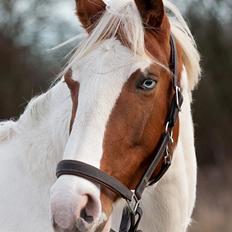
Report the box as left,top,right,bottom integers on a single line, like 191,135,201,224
74,215,108,232
52,217,108,232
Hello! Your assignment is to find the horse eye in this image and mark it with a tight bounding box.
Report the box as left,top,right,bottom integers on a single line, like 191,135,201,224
139,78,157,90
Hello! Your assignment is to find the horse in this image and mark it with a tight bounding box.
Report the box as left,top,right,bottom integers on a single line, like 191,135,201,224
0,0,201,231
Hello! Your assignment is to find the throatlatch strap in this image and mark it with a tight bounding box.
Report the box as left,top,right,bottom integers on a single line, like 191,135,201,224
170,34,178,88
56,160,133,201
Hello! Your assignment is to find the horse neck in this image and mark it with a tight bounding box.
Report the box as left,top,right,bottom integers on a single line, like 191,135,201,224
2,81,72,183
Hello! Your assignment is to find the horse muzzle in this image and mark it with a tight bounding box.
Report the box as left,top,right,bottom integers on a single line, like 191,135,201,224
50,175,106,232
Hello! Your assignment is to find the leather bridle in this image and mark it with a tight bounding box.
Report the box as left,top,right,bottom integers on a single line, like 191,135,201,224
56,35,183,232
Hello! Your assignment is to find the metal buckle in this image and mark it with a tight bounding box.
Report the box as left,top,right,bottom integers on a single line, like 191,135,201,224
165,122,174,144
165,121,170,133
164,123,173,166
127,192,140,214
164,147,172,166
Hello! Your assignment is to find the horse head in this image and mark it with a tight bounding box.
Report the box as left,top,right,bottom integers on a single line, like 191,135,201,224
50,0,183,231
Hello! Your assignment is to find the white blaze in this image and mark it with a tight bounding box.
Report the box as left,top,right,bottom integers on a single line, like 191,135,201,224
50,38,150,226
64,38,150,167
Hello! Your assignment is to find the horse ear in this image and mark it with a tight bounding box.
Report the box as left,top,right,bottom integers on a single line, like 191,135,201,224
134,0,164,28
76,0,106,31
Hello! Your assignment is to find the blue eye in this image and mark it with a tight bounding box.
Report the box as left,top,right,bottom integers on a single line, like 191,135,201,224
139,78,157,90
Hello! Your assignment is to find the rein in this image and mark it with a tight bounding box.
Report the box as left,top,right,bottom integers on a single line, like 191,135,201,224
56,35,183,232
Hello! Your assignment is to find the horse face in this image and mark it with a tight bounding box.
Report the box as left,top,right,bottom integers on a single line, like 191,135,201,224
50,0,178,231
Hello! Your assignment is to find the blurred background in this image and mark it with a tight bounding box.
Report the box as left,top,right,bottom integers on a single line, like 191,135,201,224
0,0,231,231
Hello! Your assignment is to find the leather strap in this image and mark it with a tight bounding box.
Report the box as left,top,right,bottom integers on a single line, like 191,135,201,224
166,90,183,127
169,34,178,89
109,206,143,232
56,132,173,203
57,160,133,201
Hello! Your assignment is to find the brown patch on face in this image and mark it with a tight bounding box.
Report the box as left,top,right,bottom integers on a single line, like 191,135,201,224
99,34,184,215
64,69,79,132
99,67,163,214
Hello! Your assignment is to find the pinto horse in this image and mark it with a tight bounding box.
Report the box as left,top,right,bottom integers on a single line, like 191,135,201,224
0,0,200,231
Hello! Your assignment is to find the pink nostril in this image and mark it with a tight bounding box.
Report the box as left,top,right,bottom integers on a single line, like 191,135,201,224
51,194,100,231
78,194,98,224
80,207,94,223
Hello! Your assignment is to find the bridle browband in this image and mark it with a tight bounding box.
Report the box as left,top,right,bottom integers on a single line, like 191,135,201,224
56,35,183,232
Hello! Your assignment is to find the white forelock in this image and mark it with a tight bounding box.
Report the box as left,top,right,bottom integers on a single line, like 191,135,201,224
58,0,201,91
60,0,150,78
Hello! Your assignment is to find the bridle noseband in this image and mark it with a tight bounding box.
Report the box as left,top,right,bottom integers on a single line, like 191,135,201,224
56,35,183,232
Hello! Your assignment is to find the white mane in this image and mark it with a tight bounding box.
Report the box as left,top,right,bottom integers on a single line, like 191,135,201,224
61,0,148,77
